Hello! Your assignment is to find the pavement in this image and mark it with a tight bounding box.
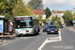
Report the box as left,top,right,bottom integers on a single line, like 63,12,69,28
0,33,16,42
0,27,75,50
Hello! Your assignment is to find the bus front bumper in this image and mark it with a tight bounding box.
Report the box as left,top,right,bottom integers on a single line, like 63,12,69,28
15,31,34,35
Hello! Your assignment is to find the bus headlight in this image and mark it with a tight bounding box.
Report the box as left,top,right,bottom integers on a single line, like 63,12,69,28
30,29,33,32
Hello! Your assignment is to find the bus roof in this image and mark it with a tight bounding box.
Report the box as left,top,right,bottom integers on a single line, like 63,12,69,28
15,16,32,18
32,17,39,19
15,16,39,20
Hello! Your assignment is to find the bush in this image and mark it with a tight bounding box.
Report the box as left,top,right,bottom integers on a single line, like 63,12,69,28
51,15,61,27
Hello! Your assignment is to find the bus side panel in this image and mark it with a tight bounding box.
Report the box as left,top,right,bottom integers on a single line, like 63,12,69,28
33,19,40,34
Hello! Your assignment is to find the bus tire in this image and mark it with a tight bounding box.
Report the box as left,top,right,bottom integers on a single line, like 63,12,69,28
18,35,21,37
37,29,39,35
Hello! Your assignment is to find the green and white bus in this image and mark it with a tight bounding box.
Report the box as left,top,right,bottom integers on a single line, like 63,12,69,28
14,16,40,36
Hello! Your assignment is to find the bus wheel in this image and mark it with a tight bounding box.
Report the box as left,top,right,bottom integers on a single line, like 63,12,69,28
18,35,21,37
37,29,39,35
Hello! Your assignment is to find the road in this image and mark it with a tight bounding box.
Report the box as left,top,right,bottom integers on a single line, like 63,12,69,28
42,27,75,50
0,27,75,50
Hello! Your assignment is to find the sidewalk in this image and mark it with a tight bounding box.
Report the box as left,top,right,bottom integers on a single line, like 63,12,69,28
0,33,16,43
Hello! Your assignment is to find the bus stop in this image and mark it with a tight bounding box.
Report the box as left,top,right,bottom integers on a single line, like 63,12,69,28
0,16,16,42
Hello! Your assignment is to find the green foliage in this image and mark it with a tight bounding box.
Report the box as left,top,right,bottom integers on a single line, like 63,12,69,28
73,16,75,20
41,19,50,23
51,15,61,27
29,0,43,10
0,0,33,22
0,0,15,22
38,14,42,20
12,0,33,16
42,19,46,23
53,23,59,28
63,10,73,22
73,13,75,20
73,12,75,16
44,7,51,19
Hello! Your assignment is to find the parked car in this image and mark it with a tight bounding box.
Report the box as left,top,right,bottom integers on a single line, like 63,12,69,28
47,25,58,34
43,24,49,32
59,24,63,28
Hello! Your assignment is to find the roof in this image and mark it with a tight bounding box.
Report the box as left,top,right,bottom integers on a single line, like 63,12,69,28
52,10,65,14
31,10,46,15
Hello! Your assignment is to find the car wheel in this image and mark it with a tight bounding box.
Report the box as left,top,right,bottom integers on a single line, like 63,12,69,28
47,33,49,34
57,32,58,34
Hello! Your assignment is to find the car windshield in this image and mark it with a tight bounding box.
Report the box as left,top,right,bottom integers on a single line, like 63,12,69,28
49,26,56,28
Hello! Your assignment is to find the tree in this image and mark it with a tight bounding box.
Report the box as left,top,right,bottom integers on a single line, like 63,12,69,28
29,0,43,10
0,0,33,22
12,0,33,16
51,15,61,27
0,0,15,21
63,10,73,25
44,7,51,19
38,14,42,21
73,13,75,20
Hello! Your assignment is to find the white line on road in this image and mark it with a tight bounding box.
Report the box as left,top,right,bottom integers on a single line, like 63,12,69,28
38,30,62,50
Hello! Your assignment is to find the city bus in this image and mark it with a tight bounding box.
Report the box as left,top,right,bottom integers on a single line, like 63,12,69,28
14,16,40,36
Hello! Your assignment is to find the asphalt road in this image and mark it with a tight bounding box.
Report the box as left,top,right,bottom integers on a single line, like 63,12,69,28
42,27,75,50
0,29,58,50
0,27,75,50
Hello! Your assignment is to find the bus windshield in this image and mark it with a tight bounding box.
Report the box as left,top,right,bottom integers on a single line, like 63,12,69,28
15,18,33,28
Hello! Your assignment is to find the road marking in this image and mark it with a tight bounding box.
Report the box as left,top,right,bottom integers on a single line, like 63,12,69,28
0,37,32,47
38,30,62,50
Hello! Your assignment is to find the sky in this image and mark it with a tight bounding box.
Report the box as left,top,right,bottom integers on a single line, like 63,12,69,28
23,0,75,11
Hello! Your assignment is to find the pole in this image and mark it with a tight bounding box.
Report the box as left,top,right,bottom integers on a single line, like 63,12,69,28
15,0,16,17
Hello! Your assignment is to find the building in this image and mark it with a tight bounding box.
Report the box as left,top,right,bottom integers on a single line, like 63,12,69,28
52,10,65,16
48,10,65,24
31,10,46,19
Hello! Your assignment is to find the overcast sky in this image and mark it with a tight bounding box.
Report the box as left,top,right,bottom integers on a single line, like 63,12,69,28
23,0,75,11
